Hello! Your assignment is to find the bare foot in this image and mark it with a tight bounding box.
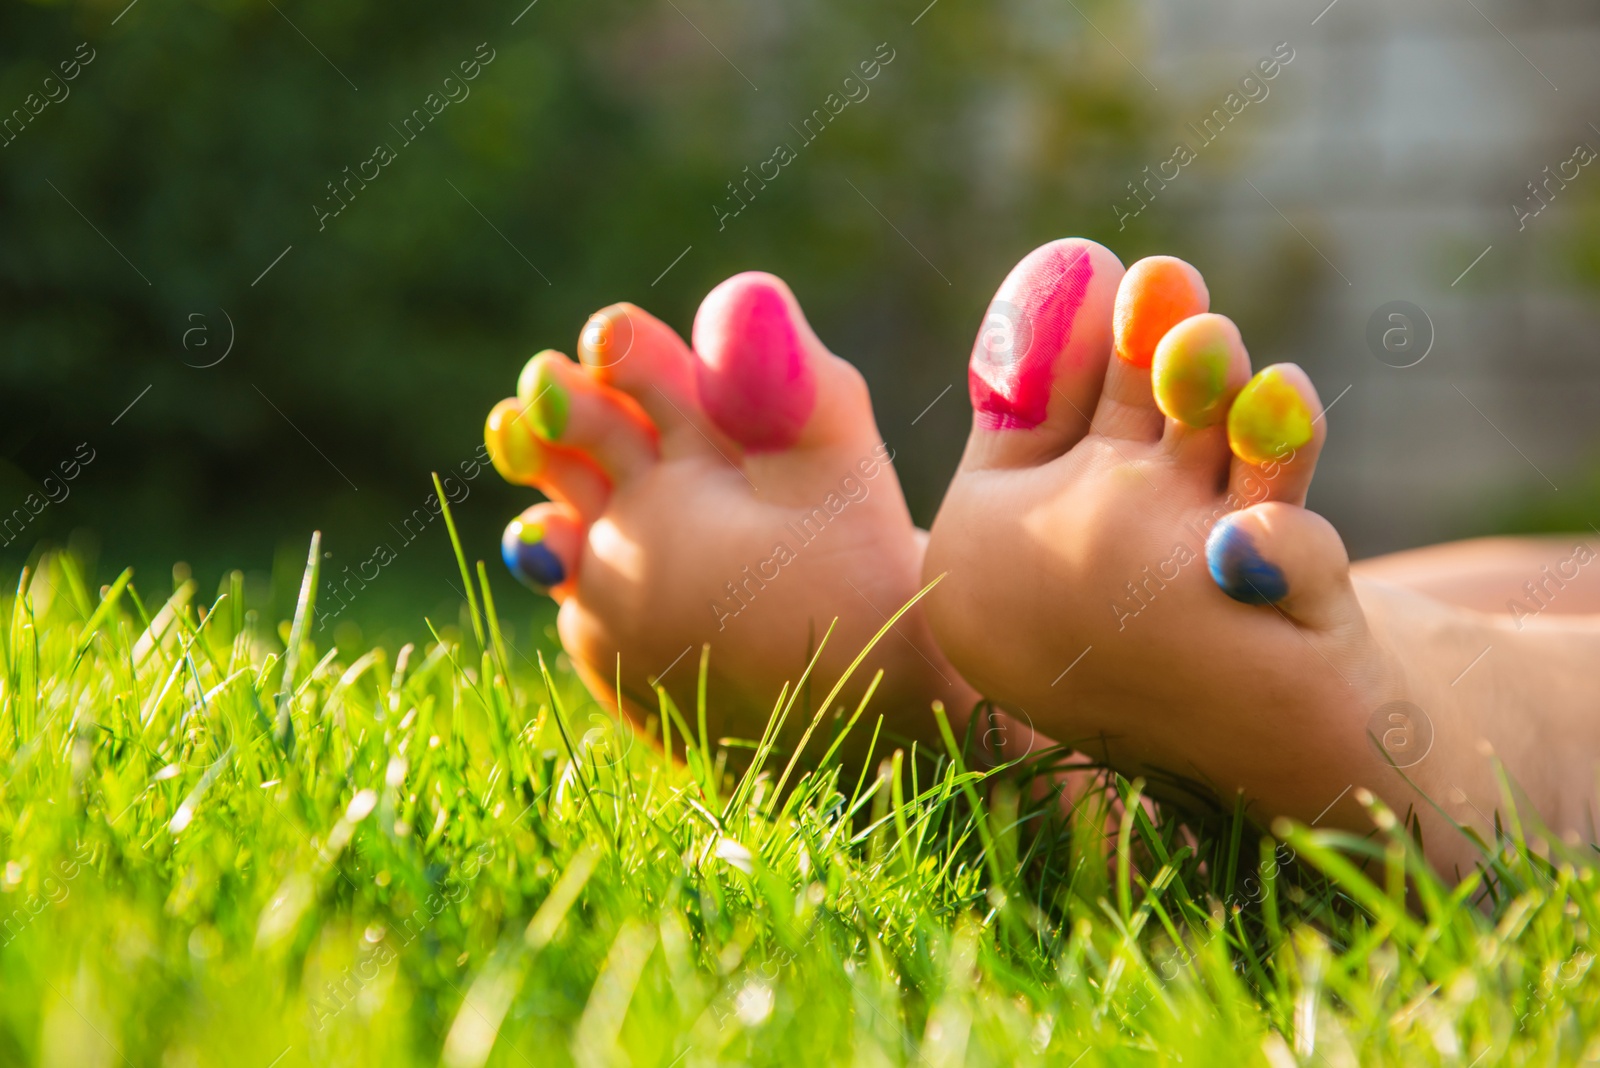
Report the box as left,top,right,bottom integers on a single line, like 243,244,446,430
924,239,1600,876
484,275,981,762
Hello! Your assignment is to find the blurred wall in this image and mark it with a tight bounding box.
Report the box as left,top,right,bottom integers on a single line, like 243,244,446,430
1131,0,1600,555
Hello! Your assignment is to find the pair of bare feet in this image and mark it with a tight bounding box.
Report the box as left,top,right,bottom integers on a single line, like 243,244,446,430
484,238,1600,879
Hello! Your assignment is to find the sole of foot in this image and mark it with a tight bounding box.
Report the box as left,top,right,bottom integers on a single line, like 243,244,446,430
924,238,1600,878
484,275,986,766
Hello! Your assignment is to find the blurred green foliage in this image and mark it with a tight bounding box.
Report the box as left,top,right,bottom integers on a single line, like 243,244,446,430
2,0,1184,637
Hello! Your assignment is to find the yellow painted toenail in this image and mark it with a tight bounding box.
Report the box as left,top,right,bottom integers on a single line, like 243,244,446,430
516,519,545,544
1153,328,1232,427
484,398,546,484
1227,366,1314,465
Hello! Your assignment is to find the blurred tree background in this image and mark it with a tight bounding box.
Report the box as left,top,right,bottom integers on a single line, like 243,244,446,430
2,0,1196,644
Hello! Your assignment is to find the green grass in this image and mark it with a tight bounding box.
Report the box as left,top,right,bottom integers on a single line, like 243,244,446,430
2,519,1599,1066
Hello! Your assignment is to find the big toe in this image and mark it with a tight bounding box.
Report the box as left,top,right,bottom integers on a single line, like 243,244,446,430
963,238,1125,469
691,271,878,454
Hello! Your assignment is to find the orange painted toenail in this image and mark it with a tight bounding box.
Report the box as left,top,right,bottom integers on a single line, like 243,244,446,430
1114,257,1209,369
1227,366,1314,465
968,242,1096,430
484,398,547,483
578,307,635,370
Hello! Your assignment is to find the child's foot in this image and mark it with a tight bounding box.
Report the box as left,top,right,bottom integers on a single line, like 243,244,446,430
485,276,982,762
924,239,1600,875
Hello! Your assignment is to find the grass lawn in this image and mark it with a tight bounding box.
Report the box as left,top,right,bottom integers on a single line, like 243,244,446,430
2,504,1597,1066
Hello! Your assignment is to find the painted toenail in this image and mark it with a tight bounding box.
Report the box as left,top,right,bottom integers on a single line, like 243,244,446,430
485,398,546,482
1114,257,1209,369
518,357,570,441
1227,366,1313,465
578,308,635,369
1206,516,1288,604
969,244,1095,430
695,279,815,450
1153,327,1232,426
501,517,565,590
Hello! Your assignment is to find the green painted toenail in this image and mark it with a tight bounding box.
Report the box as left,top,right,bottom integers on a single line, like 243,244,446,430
517,519,546,544
524,361,570,441
1154,335,1231,426
516,350,557,405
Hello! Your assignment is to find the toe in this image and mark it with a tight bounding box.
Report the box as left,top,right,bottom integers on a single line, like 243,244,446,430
963,238,1125,469
692,271,876,453
484,398,611,521
1206,502,1356,632
1154,313,1252,473
516,350,658,480
1096,256,1210,442
501,502,584,600
578,303,734,459
1225,363,1324,507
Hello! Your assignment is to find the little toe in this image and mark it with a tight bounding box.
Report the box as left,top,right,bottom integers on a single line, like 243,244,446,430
963,238,1125,469
1154,313,1252,472
1206,502,1356,632
577,303,734,459
484,397,611,521
502,503,584,600
692,271,877,453
1224,363,1324,508
517,350,659,479
1097,256,1210,442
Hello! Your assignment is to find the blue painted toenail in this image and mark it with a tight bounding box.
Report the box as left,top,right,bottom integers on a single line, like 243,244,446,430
1206,517,1288,605
501,519,565,591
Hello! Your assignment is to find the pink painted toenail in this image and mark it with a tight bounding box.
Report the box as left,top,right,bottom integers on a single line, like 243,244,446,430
968,244,1095,430
694,277,816,450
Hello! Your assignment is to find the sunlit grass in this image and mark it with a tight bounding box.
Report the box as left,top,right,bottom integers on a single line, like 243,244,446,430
1,507,1597,1066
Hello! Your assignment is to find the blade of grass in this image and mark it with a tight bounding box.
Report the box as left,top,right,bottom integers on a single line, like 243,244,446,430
274,531,320,751
433,472,485,654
